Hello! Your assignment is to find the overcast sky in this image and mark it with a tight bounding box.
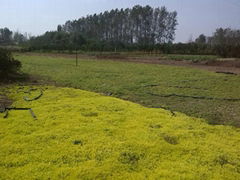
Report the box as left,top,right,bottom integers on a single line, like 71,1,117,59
1,0,240,42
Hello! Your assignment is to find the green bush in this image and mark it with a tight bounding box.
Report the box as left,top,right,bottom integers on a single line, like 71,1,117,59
0,48,21,79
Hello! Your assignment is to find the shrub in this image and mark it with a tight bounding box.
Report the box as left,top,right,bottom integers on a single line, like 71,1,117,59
0,48,21,79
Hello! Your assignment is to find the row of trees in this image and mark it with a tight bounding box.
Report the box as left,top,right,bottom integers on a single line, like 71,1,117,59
29,5,177,51
28,31,86,51
27,27,240,58
61,5,177,45
0,28,28,45
2,5,240,57
179,28,240,57
209,28,240,57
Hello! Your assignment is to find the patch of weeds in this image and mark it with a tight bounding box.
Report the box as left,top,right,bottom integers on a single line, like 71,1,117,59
215,155,230,166
163,135,179,145
118,152,141,165
95,149,112,162
103,128,113,136
73,140,83,145
207,113,223,125
4,161,29,168
187,125,194,130
58,171,71,179
81,112,98,117
50,135,57,139
149,124,162,129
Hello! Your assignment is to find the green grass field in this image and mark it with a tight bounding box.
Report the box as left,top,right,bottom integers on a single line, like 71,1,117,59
0,85,240,179
41,51,219,62
16,54,240,127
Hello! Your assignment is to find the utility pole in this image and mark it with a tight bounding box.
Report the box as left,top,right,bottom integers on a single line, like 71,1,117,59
75,48,78,67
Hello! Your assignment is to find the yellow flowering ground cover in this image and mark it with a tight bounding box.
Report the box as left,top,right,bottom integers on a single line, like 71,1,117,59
0,85,239,179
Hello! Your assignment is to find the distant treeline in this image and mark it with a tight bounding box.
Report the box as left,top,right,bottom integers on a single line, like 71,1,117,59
1,5,240,58
29,5,178,51
27,27,240,58
0,28,28,45
158,28,240,58
61,5,177,45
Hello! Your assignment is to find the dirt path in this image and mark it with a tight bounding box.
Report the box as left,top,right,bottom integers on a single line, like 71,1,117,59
21,52,240,75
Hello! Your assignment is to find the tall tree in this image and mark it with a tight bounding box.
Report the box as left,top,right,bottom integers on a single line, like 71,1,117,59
60,5,178,46
195,34,206,44
0,28,13,44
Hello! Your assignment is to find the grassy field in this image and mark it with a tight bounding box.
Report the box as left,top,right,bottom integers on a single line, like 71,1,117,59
0,85,240,179
31,51,219,62
16,54,240,127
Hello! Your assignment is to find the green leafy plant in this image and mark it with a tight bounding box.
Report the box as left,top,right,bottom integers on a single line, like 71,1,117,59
0,48,21,79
